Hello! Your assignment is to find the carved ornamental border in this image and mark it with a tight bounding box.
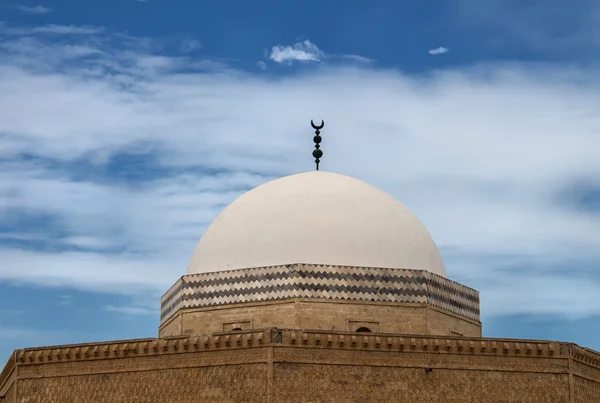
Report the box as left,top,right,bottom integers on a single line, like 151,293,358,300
160,264,480,324
2,329,599,393
4,330,598,369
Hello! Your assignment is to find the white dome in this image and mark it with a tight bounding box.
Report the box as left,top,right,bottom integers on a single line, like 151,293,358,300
187,171,447,277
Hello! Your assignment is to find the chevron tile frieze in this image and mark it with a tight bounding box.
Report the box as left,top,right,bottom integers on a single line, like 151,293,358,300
160,264,480,324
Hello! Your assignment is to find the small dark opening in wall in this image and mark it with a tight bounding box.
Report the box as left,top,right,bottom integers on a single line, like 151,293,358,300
356,327,372,333
232,327,243,331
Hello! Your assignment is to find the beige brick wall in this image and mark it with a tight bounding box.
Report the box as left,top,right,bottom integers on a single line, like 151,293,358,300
0,355,16,403
9,344,599,403
574,376,600,403
273,363,570,403
163,299,481,338
296,300,427,333
3,332,600,403
572,358,600,382
2,382,15,403
10,346,269,402
426,307,482,337
179,301,298,335
159,313,181,337
572,358,600,402
17,364,267,403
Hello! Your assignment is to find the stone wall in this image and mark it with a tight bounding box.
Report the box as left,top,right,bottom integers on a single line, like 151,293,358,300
273,363,569,402
574,376,600,403
571,345,600,403
159,313,181,336
0,381,14,403
426,306,481,336
2,329,599,402
162,299,481,338
17,363,267,403
0,351,15,403
177,300,298,335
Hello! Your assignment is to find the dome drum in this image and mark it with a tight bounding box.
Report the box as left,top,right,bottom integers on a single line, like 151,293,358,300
162,171,479,339
159,263,481,338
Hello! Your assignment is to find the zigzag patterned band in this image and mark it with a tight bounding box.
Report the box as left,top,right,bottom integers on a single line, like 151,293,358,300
160,264,480,324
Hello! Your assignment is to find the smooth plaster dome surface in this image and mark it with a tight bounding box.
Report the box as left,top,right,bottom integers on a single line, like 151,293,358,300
187,171,447,277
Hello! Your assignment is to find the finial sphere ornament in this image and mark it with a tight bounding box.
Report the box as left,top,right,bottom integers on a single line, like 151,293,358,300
311,120,325,170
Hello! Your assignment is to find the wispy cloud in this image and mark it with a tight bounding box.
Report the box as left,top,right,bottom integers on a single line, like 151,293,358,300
5,24,104,36
0,25,599,322
178,38,201,53
105,305,155,316
342,54,376,64
0,309,25,315
0,326,67,349
429,46,449,55
269,40,325,63
16,5,51,14
58,295,73,305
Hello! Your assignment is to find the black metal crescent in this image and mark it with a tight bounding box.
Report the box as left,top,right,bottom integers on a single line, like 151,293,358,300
311,119,325,130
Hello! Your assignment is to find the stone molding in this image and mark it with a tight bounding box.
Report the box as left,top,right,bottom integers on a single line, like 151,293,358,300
160,264,480,325
3,329,598,371
0,352,15,396
571,345,600,369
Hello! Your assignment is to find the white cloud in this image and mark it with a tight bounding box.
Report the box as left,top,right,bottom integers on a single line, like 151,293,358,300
179,38,201,53
105,305,155,315
0,326,62,341
257,60,267,69
6,24,104,35
0,325,68,353
0,26,600,321
342,54,376,64
269,40,325,63
58,295,73,305
16,5,51,14
429,46,449,55
481,276,600,319
0,309,25,315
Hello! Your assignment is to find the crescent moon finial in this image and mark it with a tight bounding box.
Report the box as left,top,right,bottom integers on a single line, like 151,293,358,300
311,119,325,171
311,119,325,130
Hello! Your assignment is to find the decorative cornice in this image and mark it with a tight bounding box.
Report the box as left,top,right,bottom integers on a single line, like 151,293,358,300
0,352,15,396
160,264,480,324
571,344,600,368
5,329,597,370
11,331,269,367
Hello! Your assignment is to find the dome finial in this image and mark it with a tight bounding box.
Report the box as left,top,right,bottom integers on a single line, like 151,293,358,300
311,120,325,171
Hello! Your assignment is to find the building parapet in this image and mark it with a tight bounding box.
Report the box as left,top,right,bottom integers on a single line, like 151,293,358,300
0,351,16,396
571,344,600,368
5,328,598,370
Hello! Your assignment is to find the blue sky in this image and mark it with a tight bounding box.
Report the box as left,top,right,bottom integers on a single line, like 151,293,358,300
1,0,600,362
